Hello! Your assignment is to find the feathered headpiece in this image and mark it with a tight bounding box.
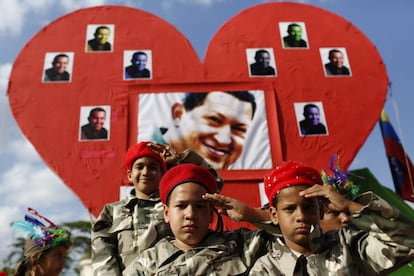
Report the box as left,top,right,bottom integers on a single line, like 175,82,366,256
12,207,71,249
321,154,361,199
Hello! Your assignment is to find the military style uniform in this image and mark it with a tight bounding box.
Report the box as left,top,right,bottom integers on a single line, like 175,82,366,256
91,149,225,275
91,190,171,275
125,229,271,276
249,192,414,275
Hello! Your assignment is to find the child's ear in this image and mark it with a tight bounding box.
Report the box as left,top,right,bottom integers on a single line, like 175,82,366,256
319,204,324,220
269,206,279,225
126,170,133,181
208,205,214,223
318,199,325,220
163,204,170,223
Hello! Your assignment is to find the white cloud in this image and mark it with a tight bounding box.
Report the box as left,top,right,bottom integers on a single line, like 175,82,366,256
0,63,11,86
0,158,79,208
0,0,237,37
8,139,48,166
22,0,56,10
0,63,11,104
60,0,107,12
0,63,15,152
0,0,56,35
0,151,90,264
0,134,86,220
177,0,226,5
0,0,26,35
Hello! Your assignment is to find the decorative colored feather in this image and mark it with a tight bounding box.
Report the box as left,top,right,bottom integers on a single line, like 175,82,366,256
12,207,71,249
321,154,361,199
12,220,42,239
24,214,45,228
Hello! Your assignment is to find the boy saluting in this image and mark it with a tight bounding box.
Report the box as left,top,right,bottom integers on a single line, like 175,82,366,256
249,161,414,275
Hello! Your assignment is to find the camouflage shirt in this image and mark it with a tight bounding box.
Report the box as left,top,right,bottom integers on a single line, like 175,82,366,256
249,192,414,275
124,228,271,275
91,190,171,275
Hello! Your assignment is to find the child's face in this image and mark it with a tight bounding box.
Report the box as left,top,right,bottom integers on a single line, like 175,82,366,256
127,156,163,198
164,182,213,250
269,185,320,254
35,245,69,276
320,207,350,232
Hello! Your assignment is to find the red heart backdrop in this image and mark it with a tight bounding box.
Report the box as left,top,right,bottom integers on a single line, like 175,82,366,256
8,3,388,216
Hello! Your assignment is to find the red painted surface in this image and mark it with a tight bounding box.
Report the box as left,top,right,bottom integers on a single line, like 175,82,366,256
8,3,387,217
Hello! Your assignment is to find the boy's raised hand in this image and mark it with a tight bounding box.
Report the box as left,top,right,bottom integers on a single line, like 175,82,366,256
203,193,270,222
300,184,364,214
148,142,182,164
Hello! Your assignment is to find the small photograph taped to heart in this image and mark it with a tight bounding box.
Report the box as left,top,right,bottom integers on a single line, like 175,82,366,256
294,101,329,136
85,24,115,52
137,90,273,171
279,22,309,49
79,105,111,141
246,48,277,77
320,47,352,77
42,52,74,83
123,50,152,80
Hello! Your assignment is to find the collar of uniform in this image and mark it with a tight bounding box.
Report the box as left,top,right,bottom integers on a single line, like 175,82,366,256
121,190,161,212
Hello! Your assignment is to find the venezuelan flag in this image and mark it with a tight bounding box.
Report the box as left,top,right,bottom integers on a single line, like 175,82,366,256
379,110,414,202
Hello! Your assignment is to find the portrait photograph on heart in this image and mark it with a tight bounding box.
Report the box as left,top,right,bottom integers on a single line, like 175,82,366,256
136,89,274,172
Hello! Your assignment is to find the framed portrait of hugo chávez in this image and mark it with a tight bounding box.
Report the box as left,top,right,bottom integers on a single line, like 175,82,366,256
294,101,329,136
123,50,152,80
79,105,111,141
279,22,309,49
134,86,282,180
246,48,277,77
42,52,74,83
85,24,115,52
320,47,352,77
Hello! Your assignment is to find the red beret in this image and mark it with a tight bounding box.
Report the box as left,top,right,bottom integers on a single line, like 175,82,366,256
264,161,322,203
125,141,166,171
160,163,217,204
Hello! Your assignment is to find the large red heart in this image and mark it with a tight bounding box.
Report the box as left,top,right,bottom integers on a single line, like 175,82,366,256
8,3,387,216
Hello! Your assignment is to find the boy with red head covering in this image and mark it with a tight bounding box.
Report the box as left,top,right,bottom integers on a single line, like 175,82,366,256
91,141,227,275
125,163,272,275
249,161,414,275
91,141,170,275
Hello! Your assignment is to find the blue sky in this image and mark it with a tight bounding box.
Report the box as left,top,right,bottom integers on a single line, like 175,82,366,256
1,0,413,265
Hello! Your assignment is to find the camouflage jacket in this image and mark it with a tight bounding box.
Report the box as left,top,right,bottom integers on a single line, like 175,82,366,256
124,229,271,275
249,192,414,275
91,190,171,275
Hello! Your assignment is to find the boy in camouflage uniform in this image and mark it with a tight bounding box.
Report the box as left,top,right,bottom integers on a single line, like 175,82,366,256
91,141,170,275
125,163,271,275
249,161,414,275
91,142,225,275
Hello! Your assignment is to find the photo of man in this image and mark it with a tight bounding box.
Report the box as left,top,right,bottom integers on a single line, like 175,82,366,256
294,102,328,136
124,50,152,79
42,52,73,82
279,22,309,48
320,47,351,76
79,106,110,141
247,48,277,77
86,25,114,52
137,90,272,170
